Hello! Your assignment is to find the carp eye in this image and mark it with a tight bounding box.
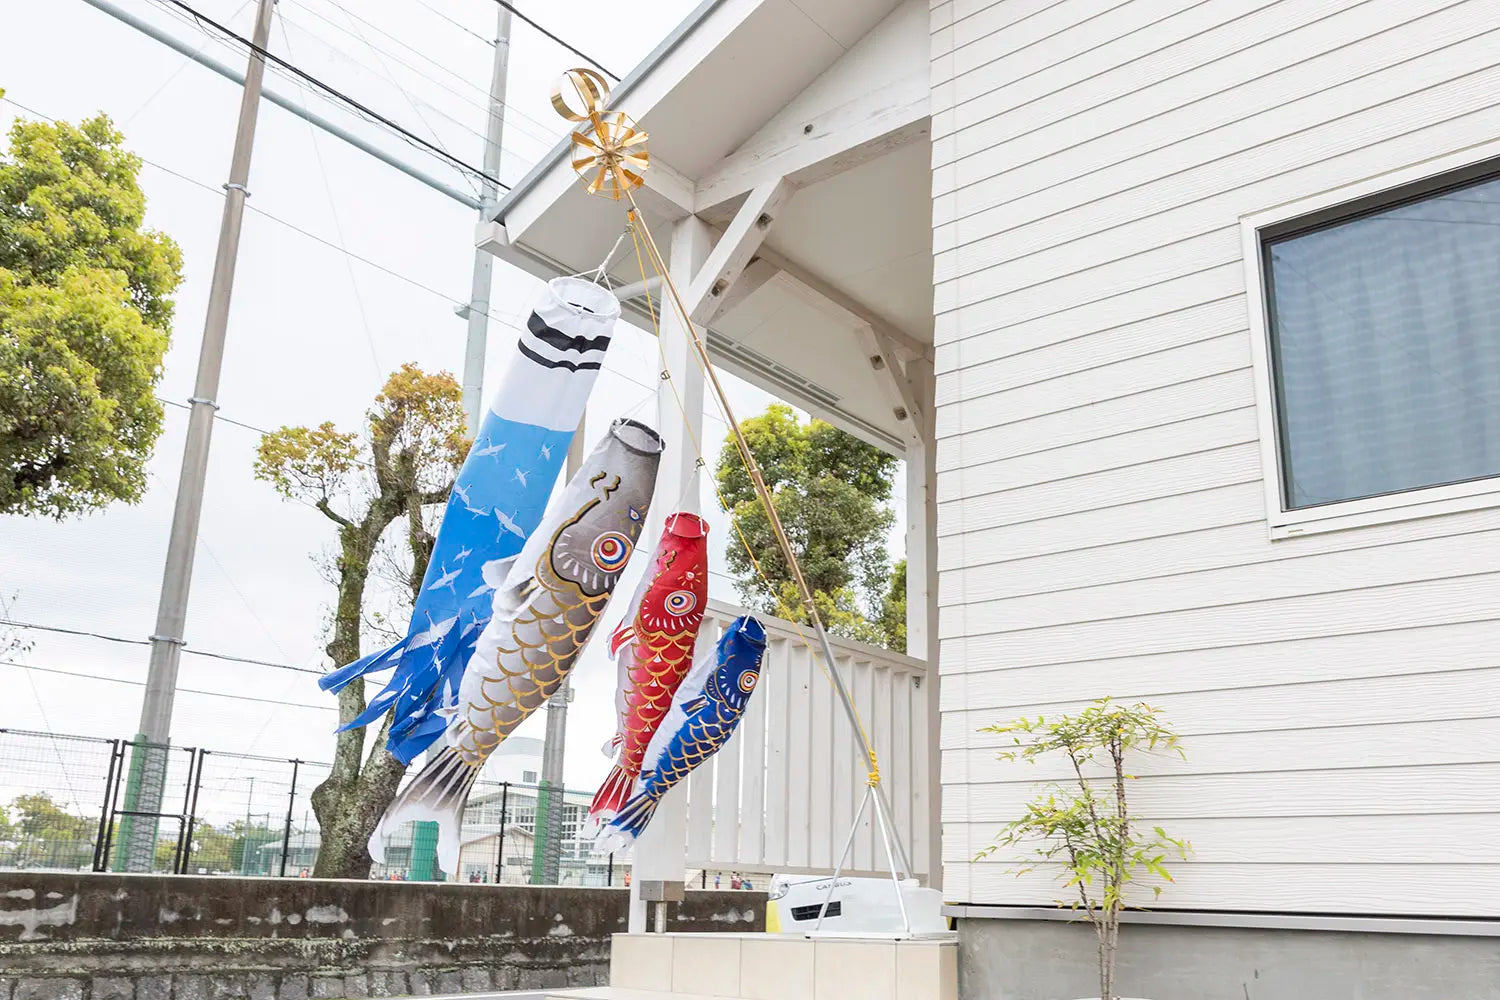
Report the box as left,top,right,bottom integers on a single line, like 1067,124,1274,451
664,590,696,615
591,531,632,572
738,670,758,693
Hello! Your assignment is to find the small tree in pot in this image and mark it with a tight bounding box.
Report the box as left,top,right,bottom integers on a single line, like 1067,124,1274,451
978,698,1192,1000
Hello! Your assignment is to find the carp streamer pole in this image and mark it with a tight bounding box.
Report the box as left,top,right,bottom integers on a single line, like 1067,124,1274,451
551,68,917,930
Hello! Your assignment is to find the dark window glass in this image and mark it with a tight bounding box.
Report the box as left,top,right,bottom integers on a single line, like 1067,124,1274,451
1264,172,1500,509
790,901,841,922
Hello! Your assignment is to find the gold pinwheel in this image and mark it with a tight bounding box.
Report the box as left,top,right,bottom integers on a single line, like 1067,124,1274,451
552,68,649,199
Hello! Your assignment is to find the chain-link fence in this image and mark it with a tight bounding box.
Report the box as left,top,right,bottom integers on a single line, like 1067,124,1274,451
0,727,624,885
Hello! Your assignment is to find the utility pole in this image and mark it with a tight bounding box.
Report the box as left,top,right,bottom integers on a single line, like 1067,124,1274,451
120,0,278,872
459,4,513,429
409,3,514,882
532,422,584,885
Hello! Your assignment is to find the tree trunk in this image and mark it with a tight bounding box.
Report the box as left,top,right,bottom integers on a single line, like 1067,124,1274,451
310,714,407,878
310,510,401,878
405,502,435,601
1097,919,1110,1000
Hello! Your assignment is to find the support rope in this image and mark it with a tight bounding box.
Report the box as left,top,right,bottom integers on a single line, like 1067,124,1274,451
623,212,879,784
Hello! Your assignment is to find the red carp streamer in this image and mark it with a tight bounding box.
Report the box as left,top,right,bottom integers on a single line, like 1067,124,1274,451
589,512,708,824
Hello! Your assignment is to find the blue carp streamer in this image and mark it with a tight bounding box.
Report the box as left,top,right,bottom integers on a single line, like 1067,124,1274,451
319,278,620,764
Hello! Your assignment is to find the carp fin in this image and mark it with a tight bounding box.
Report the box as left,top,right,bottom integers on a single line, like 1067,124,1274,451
608,624,636,657
368,747,479,875
482,555,530,616
587,763,634,825
594,787,660,855
600,732,623,758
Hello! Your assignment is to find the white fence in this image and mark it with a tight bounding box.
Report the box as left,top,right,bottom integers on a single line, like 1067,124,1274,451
683,600,931,880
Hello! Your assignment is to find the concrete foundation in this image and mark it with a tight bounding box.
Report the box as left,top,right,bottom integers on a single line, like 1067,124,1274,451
955,916,1500,1000
590,931,958,1000
0,872,764,1000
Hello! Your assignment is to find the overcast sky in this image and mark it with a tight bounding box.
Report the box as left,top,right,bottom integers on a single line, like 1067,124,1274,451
0,0,903,816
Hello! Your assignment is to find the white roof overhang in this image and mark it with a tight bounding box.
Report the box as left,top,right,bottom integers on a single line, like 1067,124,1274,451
480,0,932,454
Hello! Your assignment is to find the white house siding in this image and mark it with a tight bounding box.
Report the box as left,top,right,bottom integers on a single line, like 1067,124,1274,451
929,0,1500,915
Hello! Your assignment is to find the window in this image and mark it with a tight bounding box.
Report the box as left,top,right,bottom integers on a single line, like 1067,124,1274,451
511,805,535,832
522,770,538,784
1247,155,1500,534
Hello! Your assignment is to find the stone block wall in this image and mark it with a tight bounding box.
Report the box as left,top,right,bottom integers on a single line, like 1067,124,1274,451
0,873,764,1000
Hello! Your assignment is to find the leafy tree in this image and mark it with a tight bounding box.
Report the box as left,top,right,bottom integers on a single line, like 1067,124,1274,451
254,363,466,878
6,792,95,869
877,559,906,654
977,700,1192,1000
0,92,184,517
715,404,901,645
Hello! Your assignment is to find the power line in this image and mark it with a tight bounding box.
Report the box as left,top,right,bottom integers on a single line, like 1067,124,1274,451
3,620,325,675
284,0,560,145
409,0,496,47
276,11,389,376
486,0,620,81
156,396,270,437
126,0,255,125
1,661,333,712
147,0,507,189
3,94,725,416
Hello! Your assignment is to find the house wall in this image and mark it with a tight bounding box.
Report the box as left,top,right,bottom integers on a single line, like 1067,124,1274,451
929,0,1500,920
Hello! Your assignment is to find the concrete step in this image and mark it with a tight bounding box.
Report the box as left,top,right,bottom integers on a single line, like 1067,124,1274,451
605,931,957,1000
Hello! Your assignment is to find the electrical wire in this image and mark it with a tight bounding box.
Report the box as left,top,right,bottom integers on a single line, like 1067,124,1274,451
0,661,333,712
2,620,325,675
276,10,540,158
146,0,506,189
7,95,689,417
0,97,692,408
126,0,256,125
156,396,271,437
282,0,560,146
409,0,496,47
285,8,478,202
276,10,389,375
484,0,621,81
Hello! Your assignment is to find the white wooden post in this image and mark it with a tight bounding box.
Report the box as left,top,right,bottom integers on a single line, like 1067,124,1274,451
903,355,941,889
629,213,713,933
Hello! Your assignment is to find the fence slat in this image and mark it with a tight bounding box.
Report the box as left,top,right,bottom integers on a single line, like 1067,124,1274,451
783,642,813,870
761,636,791,868
910,667,931,879
711,713,742,864
738,649,768,868
807,650,834,870
892,671,914,872
830,650,856,875
853,659,876,874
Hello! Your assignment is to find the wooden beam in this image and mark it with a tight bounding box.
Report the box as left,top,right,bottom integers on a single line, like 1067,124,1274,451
630,155,695,221
695,72,929,215
851,323,928,445
685,178,796,326
713,257,778,317
756,245,931,362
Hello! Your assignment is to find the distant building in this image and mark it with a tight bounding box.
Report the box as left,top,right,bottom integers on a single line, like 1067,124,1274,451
370,736,629,885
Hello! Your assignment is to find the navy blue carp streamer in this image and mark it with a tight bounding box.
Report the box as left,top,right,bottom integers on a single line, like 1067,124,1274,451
594,615,768,853
319,277,620,764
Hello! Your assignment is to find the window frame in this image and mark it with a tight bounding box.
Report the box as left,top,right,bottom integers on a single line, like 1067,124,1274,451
1241,144,1500,539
